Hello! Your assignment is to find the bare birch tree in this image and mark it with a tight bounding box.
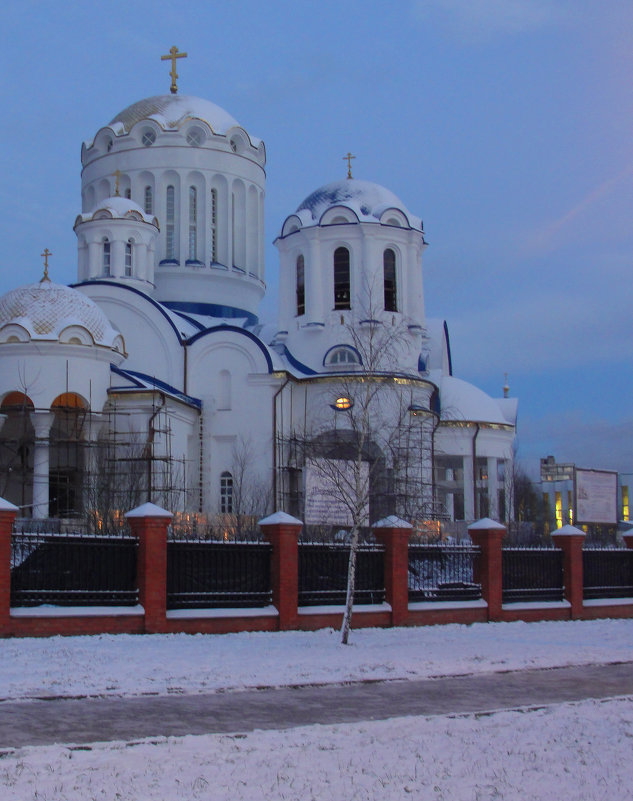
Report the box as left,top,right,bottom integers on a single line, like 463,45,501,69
284,302,435,644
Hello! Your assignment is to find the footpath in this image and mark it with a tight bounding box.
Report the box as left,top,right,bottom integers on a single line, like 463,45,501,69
1,661,632,748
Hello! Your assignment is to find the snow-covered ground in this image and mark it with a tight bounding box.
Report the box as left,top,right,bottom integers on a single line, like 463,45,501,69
2,618,632,700
1,620,631,799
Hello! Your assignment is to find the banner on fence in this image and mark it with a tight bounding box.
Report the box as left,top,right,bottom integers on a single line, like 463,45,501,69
304,458,369,526
575,468,618,524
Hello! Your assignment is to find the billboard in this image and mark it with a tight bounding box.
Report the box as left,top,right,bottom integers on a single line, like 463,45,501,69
304,458,369,527
575,469,618,525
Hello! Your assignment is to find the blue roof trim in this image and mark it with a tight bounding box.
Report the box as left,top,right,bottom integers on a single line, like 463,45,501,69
282,346,318,375
443,321,453,376
163,301,258,327
187,325,274,373
110,365,202,409
71,280,185,343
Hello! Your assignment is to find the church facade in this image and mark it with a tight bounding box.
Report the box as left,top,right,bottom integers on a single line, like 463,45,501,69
0,53,517,528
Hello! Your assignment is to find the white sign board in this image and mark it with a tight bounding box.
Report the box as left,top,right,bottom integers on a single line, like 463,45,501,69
304,458,369,526
575,469,618,524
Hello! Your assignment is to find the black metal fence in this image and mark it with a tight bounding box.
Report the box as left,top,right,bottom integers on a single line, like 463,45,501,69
10,531,138,606
408,543,481,601
502,547,564,603
298,543,385,606
583,548,633,600
166,540,272,608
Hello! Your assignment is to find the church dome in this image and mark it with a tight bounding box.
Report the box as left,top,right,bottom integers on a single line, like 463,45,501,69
75,196,158,227
0,279,123,349
294,179,422,230
109,94,246,138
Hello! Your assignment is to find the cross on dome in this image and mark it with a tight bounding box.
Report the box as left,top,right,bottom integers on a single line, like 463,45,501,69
40,248,52,282
160,45,187,94
343,151,356,180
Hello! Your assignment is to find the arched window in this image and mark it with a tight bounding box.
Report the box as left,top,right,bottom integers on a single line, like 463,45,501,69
324,346,361,367
296,254,305,316
103,238,111,276
220,471,233,514
188,186,198,261
166,185,175,260
383,248,397,312
144,186,153,215
210,188,218,262
333,247,350,310
125,240,133,276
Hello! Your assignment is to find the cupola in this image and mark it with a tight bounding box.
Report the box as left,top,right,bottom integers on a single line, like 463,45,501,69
274,178,428,375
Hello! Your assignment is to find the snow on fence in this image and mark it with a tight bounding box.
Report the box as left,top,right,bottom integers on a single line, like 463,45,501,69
2,509,633,637
408,543,481,602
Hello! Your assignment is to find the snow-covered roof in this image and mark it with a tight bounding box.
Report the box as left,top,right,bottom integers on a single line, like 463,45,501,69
107,94,259,143
0,279,123,349
290,179,422,231
76,196,158,227
436,373,510,426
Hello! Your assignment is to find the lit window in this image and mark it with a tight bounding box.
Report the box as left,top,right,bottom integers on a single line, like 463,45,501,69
555,491,563,528
383,248,397,311
220,471,233,514
125,241,133,276
623,486,629,521
296,255,305,316
142,129,156,147
210,188,218,262
188,186,197,261
144,186,153,215
568,490,573,524
103,238,111,276
333,396,353,410
333,247,350,310
166,185,175,259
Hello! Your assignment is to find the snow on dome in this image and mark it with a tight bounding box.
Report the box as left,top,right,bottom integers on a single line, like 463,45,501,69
438,374,508,426
108,94,257,141
295,179,422,229
76,196,158,226
0,280,121,348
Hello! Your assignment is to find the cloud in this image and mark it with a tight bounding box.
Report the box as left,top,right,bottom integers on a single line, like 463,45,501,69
412,0,570,41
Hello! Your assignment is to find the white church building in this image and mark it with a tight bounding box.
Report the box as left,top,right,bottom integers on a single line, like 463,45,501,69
0,50,517,528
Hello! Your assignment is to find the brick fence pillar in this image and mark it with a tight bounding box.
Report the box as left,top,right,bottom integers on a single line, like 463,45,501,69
468,517,506,621
259,512,302,630
372,516,412,626
552,524,586,619
125,502,173,634
0,498,18,635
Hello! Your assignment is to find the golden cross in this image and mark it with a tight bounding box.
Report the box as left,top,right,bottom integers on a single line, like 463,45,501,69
40,248,52,282
161,45,187,94
113,169,121,196
343,151,356,180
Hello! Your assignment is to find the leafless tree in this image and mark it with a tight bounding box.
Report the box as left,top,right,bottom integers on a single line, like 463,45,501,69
282,294,434,643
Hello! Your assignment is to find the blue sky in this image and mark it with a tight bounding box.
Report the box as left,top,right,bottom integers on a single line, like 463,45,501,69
2,0,633,477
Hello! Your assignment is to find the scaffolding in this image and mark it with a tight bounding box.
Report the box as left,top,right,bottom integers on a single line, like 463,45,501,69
0,392,194,533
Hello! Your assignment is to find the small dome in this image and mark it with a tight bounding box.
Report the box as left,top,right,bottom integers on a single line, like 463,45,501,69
0,279,122,349
109,94,248,138
76,196,158,227
295,179,422,229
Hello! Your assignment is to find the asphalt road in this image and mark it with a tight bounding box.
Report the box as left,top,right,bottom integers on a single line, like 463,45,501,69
1,661,631,748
